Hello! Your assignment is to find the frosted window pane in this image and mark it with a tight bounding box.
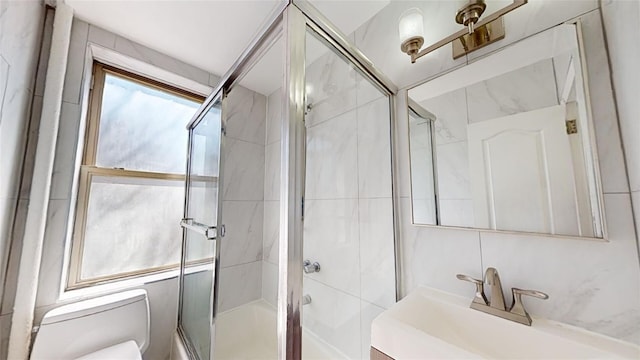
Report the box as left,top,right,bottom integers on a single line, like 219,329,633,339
81,175,184,280
191,106,221,177
186,103,221,228
95,74,200,174
187,180,218,238
180,265,213,359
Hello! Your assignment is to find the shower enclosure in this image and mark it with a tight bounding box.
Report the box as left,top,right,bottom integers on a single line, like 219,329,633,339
176,2,398,359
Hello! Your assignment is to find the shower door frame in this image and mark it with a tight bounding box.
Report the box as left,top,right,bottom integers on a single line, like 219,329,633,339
177,90,226,360
177,1,400,359
177,2,288,358
281,3,400,358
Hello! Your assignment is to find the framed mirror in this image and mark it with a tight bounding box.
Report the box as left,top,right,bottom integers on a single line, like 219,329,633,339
407,22,605,238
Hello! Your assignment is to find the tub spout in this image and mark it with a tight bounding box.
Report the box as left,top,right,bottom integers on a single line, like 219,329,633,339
302,294,312,305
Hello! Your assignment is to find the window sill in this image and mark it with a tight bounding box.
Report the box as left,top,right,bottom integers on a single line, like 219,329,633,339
59,267,180,301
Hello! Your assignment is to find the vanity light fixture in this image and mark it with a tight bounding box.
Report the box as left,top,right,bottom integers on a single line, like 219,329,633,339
399,0,527,63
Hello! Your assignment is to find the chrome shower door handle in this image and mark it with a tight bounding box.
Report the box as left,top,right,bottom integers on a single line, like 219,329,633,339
456,274,488,305
180,218,224,240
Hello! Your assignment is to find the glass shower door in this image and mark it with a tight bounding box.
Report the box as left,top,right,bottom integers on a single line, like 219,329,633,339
301,25,396,359
178,94,224,360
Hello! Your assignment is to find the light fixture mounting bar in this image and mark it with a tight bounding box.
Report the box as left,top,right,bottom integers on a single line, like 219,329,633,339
452,17,506,59
409,0,526,62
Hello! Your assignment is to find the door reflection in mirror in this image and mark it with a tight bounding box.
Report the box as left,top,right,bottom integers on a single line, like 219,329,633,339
407,23,604,238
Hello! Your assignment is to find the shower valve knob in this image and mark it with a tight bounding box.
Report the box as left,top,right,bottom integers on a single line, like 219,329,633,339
303,260,321,273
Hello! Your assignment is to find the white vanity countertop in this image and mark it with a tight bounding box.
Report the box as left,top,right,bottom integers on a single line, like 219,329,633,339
371,286,640,359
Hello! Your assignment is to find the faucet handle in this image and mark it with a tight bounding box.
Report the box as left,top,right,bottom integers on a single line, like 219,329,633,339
303,260,321,274
510,288,549,323
456,274,488,305
456,274,482,285
512,288,549,300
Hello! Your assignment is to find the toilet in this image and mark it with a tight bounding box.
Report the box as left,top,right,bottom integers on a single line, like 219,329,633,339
30,289,150,360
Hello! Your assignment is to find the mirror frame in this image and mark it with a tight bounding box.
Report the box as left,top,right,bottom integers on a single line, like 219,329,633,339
405,18,607,241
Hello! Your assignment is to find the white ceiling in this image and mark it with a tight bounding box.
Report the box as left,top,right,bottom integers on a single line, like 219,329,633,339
65,0,391,96
66,0,284,94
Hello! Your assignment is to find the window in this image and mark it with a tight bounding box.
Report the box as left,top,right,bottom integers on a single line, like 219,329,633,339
68,62,204,288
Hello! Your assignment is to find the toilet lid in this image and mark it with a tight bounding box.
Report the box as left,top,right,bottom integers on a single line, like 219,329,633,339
74,340,142,360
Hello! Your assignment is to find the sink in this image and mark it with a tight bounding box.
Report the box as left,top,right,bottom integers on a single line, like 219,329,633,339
371,287,640,359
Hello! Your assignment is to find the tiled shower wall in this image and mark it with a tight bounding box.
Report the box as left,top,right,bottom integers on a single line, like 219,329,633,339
218,85,266,312
350,0,640,345
302,47,395,360
601,0,640,263
0,1,45,357
261,87,281,308
261,43,396,358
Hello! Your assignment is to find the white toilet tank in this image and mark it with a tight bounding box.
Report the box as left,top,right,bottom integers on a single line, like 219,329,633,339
30,289,150,360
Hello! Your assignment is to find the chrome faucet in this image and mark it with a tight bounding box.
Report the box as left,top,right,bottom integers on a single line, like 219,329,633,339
457,267,548,326
303,260,321,274
485,267,506,311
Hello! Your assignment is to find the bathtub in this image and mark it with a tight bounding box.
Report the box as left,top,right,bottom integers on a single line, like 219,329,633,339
172,300,348,360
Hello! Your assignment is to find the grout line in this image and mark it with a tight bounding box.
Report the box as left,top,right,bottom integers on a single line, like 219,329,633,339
263,259,278,267
357,94,387,109
303,275,360,301
436,139,467,146
305,99,358,129
261,113,269,265
478,231,484,276
220,259,262,270
225,135,266,148
354,91,364,359
304,196,393,201
222,199,265,203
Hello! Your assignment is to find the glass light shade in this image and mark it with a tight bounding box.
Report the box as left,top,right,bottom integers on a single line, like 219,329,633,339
398,8,424,44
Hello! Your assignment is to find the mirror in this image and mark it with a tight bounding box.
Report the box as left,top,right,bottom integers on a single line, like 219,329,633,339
408,23,605,238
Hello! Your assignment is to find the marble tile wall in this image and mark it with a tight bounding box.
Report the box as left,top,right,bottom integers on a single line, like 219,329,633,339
601,0,640,258
260,45,396,359
0,1,45,357
27,19,226,360
218,80,267,313
349,2,639,345
464,59,557,124
298,45,396,359
261,87,281,309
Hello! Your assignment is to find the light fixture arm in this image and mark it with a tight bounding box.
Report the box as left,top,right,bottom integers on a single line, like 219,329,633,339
405,0,526,63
